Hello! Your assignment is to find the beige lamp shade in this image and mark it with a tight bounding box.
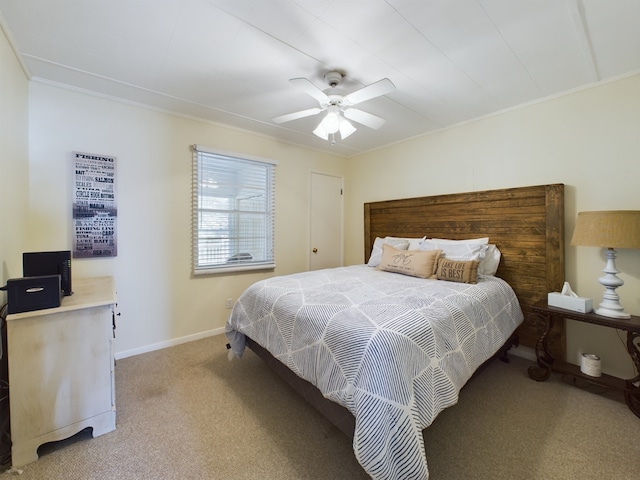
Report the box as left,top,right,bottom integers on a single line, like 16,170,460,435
571,210,640,249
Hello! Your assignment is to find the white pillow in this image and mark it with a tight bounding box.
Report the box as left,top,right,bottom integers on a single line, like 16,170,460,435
367,237,410,267
389,236,426,250
429,237,489,245
421,239,487,262
428,238,500,275
478,244,501,276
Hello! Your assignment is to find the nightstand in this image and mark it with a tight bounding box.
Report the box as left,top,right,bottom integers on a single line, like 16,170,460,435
527,299,640,418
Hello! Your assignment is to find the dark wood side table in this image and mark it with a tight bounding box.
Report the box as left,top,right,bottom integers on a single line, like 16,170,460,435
527,299,640,418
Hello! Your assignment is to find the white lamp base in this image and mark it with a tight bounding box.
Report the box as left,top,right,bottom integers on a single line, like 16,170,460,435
595,248,631,319
596,305,631,319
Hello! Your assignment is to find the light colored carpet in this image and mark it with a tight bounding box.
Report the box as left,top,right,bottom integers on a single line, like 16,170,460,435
3,335,639,479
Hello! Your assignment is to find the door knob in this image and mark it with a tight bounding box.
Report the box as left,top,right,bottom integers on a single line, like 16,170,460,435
312,248,318,253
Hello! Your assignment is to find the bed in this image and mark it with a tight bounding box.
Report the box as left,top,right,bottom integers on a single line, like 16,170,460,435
226,183,565,479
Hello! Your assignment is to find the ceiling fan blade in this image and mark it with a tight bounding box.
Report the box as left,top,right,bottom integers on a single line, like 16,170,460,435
289,77,330,104
343,78,395,106
343,108,386,129
273,107,324,124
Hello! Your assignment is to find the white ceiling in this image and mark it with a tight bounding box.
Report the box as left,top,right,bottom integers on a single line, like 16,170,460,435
1,0,639,157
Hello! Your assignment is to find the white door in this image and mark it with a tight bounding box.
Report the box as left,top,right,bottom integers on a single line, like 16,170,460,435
310,172,343,270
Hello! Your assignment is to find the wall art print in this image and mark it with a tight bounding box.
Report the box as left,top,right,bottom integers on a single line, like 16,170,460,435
72,151,117,258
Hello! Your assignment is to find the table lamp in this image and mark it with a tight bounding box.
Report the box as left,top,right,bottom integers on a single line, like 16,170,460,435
571,210,640,319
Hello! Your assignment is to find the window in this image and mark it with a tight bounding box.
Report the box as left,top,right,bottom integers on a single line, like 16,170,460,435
192,145,276,274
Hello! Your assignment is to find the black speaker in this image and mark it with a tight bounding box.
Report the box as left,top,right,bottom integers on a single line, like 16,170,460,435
6,275,63,314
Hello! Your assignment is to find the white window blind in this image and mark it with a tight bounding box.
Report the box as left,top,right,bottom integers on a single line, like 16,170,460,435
192,145,276,274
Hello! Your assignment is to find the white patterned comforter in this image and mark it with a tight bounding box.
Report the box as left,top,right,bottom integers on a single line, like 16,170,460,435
225,265,523,479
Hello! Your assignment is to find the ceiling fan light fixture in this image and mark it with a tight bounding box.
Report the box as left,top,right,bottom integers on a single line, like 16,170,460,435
314,109,340,139
339,118,356,139
322,110,341,134
313,122,329,140
314,111,356,141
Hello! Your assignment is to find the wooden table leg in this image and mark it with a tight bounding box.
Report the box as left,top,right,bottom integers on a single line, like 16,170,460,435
527,311,555,381
624,331,640,419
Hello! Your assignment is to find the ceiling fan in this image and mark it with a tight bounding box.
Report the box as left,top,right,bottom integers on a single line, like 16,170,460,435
273,71,396,144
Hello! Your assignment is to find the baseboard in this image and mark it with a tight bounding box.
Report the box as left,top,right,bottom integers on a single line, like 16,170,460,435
115,327,226,360
509,344,536,362
114,328,539,363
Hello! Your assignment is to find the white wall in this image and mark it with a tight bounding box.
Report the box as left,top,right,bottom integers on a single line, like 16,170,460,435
0,26,29,291
345,73,640,378
5,20,639,377
26,82,346,358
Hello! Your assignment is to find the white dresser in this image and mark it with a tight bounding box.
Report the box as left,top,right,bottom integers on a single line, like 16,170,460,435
7,276,117,467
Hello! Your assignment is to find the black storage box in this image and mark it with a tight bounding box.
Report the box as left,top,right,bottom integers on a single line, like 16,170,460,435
7,275,63,314
23,250,72,296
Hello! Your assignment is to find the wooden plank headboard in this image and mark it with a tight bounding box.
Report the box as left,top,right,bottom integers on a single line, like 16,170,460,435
364,183,565,359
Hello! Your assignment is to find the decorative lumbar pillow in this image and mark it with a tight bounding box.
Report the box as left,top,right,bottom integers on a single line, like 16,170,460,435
434,258,479,284
367,237,410,267
376,244,442,279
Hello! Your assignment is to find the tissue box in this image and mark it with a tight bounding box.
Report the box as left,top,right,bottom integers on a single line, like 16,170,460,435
548,292,593,313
